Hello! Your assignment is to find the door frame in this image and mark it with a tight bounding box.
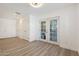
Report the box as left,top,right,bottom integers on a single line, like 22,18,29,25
47,16,60,45
40,18,47,41
40,16,60,45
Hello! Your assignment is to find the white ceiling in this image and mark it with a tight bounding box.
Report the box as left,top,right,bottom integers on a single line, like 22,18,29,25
0,3,74,18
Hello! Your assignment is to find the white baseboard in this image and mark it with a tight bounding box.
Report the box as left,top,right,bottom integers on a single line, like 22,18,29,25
28,39,36,42
0,36,17,39
59,44,78,52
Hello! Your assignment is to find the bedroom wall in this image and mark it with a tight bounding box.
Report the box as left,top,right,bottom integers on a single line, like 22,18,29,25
0,6,17,38
29,15,40,41
0,18,16,38
77,4,79,53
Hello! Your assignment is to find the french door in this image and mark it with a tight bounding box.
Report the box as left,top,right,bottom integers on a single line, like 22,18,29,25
41,21,46,40
50,19,57,42
41,17,59,44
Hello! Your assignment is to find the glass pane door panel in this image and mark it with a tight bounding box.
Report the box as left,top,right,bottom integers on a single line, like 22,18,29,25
41,21,46,40
50,20,57,42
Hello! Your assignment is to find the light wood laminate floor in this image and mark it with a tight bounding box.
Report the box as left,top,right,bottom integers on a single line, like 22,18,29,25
0,37,78,56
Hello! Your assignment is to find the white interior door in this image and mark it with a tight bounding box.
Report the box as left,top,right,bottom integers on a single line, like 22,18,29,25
16,15,28,40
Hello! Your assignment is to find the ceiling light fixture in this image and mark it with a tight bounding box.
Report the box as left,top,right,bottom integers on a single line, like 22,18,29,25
30,3,43,8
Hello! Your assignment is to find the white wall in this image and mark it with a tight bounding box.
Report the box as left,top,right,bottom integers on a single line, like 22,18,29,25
29,15,40,41
35,4,78,51
0,18,16,38
77,4,79,53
